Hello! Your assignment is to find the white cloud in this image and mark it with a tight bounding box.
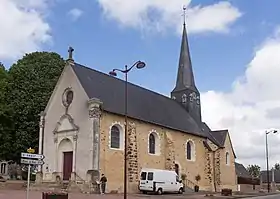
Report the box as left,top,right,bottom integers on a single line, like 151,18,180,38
201,26,280,169
68,8,83,21
0,0,51,60
97,0,242,35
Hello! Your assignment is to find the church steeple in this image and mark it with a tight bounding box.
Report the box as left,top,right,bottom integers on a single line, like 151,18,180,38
172,22,197,93
171,8,201,124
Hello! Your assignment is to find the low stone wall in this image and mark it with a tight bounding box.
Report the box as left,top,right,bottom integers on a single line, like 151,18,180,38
238,184,261,193
0,180,26,190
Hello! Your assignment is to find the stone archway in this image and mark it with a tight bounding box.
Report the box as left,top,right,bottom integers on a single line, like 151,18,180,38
58,138,73,181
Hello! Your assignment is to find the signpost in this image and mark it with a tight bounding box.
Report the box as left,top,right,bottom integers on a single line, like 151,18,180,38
21,148,45,199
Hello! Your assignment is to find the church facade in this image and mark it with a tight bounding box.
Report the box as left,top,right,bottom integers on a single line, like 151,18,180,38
37,24,238,193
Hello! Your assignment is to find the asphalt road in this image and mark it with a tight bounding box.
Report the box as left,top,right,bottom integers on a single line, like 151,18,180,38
0,191,279,199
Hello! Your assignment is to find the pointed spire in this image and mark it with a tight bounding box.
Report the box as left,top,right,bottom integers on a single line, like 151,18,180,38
172,7,197,92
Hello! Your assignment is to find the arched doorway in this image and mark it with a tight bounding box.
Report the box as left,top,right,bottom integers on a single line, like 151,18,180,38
58,138,73,181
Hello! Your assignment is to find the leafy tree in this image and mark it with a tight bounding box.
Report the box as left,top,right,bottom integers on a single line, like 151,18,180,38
6,52,65,161
274,163,280,170
0,63,14,160
247,164,261,178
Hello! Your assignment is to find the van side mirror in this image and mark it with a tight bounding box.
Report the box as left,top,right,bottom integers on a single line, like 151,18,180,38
179,180,182,183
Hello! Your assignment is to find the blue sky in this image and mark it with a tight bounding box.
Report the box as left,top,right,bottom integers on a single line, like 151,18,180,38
2,0,280,167
2,0,276,95
44,0,279,95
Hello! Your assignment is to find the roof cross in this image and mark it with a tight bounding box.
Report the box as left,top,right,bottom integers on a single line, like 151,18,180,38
182,5,187,26
68,46,74,60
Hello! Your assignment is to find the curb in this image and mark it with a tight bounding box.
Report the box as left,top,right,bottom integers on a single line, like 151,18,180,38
235,192,280,198
207,192,280,199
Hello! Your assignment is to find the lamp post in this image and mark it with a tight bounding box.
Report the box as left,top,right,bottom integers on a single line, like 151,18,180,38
109,60,146,199
265,129,278,193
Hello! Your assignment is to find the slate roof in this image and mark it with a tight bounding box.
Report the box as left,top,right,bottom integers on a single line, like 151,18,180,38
72,63,207,137
201,122,223,147
210,130,228,147
235,162,251,178
261,170,280,183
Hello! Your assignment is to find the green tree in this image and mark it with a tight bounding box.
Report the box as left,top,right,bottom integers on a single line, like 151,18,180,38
6,52,65,161
247,164,261,178
274,163,280,170
0,63,14,160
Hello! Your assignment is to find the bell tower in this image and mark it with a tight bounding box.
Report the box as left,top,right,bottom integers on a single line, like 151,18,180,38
171,7,201,123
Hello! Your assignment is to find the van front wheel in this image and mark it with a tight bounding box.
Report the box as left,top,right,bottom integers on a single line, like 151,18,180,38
178,188,183,194
157,188,163,195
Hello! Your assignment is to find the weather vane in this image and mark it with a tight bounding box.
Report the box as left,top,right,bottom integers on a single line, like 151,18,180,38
182,5,187,25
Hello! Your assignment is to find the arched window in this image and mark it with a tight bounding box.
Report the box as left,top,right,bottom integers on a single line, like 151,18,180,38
149,133,156,154
226,152,230,165
110,125,120,149
148,131,160,155
186,142,192,160
186,140,195,161
182,94,187,103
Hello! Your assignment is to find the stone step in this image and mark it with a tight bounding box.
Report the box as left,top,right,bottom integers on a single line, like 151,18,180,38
0,180,26,190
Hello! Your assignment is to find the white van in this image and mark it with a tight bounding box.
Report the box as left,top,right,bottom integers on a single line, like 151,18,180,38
138,168,184,195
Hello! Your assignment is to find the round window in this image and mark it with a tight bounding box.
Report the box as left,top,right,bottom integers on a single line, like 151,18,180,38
66,90,73,105
62,88,74,107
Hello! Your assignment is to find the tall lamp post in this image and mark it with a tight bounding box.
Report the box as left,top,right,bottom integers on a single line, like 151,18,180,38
265,129,278,193
109,60,146,199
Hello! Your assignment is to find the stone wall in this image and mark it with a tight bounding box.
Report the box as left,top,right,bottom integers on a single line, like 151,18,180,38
99,112,237,193
127,122,139,192
204,150,212,185
215,150,221,191
219,134,238,191
239,184,261,192
164,133,175,170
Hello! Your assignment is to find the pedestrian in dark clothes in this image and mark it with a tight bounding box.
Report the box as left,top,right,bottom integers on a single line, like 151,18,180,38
100,174,107,194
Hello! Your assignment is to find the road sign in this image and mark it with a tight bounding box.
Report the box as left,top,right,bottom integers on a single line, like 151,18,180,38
21,153,44,159
21,158,44,165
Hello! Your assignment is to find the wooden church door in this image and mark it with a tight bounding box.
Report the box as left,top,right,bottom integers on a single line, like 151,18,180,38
63,151,73,180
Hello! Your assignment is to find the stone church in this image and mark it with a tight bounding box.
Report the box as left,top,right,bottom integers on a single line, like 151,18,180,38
36,23,238,193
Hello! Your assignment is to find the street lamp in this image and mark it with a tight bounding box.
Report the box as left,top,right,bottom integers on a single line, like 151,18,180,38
109,60,146,199
265,129,278,193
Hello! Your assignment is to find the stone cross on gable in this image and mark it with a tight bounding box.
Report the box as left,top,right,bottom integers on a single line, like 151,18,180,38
68,46,74,60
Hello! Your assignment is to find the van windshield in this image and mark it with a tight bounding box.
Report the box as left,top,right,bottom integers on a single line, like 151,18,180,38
140,172,147,180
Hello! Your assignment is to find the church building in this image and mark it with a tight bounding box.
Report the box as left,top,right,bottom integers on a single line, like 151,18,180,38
36,22,238,193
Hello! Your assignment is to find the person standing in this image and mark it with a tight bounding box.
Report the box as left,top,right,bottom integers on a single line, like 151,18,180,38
100,174,107,194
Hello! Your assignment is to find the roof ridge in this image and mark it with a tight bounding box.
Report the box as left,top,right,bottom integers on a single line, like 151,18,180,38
211,129,228,133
